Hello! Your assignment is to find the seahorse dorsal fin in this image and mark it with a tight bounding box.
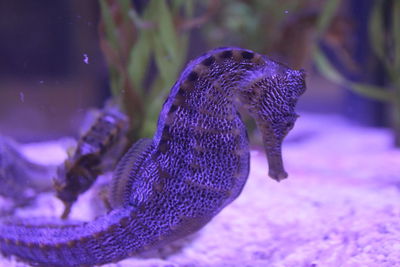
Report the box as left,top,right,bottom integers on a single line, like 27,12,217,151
109,138,154,208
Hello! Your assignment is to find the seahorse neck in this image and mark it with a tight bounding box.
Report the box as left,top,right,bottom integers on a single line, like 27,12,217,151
153,47,265,147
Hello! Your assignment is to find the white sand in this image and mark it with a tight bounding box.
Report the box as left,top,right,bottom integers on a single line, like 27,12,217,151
1,114,400,267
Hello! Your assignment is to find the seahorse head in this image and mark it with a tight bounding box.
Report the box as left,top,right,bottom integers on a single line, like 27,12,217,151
239,61,306,181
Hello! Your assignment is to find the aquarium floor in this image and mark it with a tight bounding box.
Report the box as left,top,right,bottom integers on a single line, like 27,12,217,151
1,113,400,267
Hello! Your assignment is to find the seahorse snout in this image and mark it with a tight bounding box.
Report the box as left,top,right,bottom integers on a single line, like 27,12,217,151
266,147,288,182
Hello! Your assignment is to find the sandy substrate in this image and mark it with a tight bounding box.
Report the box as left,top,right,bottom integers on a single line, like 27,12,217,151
1,114,400,267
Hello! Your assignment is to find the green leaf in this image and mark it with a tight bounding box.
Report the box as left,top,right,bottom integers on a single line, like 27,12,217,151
117,0,131,13
393,0,400,78
99,0,119,50
140,76,168,138
349,83,393,102
152,33,176,87
369,1,387,65
128,32,151,93
156,0,180,63
171,0,187,12
146,0,182,88
109,66,123,97
314,48,346,84
314,48,393,102
316,0,341,37
183,0,194,17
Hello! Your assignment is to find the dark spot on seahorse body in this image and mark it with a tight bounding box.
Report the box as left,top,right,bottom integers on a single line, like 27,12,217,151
108,224,119,233
79,236,91,244
67,240,77,248
158,140,169,153
130,210,138,218
162,125,171,135
158,168,170,180
241,51,254,60
161,125,172,141
173,91,186,107
119,217,130,227
177,87,186,96
153,181,164,192
169,104,178,113
202,56,215,66
187,71,199,82
190,161,200,170
219,50,233,59
93,231,104,240
39,243,51,250
179,85,190,93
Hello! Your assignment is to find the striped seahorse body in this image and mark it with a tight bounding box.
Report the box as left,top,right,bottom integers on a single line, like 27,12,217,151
0,47,306,266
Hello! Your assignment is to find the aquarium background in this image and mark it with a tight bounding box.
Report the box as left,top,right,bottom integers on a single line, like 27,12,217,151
0,1,399,266
0,0,396,143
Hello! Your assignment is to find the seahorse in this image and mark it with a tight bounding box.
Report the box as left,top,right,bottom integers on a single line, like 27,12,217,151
0,47,306,266
54,104,129,219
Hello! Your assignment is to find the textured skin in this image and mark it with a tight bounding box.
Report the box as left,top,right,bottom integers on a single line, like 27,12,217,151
0,47,306,266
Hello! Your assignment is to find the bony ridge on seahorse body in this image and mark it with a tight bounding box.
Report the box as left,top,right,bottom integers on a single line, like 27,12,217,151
0,47,306,266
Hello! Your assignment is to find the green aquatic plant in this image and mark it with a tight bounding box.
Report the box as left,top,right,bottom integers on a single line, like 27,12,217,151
314,0,400,147
202,0,305,53
99,0,344,144
99,0,215,140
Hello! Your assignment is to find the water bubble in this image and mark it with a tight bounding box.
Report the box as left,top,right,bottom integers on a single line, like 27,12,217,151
19,92,25,103
83,54,89,64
